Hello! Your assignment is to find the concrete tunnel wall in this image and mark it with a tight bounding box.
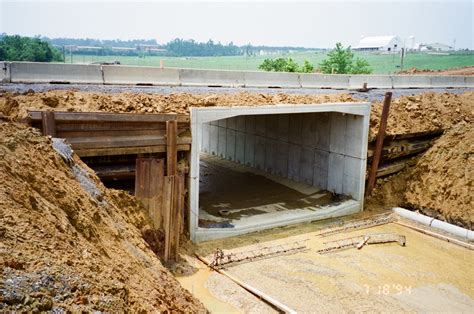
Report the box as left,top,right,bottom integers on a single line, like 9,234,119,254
200,112,367,201
189,103,371,242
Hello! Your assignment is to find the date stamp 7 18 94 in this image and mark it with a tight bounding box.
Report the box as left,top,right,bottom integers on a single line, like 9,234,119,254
363,284,412,295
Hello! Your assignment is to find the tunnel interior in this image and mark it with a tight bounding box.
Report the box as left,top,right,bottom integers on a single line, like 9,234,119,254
190,104,370,242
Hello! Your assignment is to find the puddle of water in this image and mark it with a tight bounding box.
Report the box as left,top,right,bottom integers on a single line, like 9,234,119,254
176,264,240,314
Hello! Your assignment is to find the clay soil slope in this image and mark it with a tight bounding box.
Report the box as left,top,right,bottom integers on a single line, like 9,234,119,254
0,122,206,312
405,122,473,229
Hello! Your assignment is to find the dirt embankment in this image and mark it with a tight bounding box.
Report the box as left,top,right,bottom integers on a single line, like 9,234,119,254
405,122,473,229
368,92,473,141
398,66,474,76
1,89,473,142
0,122,206,312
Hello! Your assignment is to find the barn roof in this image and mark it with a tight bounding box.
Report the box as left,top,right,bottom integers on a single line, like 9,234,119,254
355,35,399,48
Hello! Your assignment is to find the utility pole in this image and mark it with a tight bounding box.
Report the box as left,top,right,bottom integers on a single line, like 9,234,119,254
400,48,405,72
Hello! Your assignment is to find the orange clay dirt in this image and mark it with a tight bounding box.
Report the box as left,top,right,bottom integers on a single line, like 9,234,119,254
397,66,474,76
0,122,206,312
0,89,472,141
405,121,473,229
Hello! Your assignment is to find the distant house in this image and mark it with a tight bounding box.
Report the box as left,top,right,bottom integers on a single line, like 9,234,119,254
420,43,453,52
353,35,403,52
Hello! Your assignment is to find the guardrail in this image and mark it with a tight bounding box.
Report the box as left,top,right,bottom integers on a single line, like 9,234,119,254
2,61,473,89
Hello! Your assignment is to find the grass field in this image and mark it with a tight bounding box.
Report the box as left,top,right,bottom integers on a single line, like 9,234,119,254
70,51,474,74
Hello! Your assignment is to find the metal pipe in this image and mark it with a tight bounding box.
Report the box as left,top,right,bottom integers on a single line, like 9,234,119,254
392,207,474,242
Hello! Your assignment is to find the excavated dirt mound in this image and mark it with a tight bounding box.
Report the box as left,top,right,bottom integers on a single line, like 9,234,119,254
0,90,354,119
0,122,206,312
405,122,473,229
398,66,474,76
369,92,473,141
0,90,472,142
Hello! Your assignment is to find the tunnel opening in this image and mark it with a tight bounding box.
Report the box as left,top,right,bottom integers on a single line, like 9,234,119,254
190,103,371,242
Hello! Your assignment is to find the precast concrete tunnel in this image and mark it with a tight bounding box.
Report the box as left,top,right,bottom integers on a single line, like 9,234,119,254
189,103,371,242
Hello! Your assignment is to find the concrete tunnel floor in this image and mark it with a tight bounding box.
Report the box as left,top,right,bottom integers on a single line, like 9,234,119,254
198,154,351,229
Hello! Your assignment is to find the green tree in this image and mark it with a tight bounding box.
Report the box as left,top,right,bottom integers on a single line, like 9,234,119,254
0,35,64,62
258,57,314,73
319,42,372,74
301,60,314,73
349,57,372,74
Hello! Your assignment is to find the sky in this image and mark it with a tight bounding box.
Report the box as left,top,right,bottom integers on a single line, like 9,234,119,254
0,0,472,49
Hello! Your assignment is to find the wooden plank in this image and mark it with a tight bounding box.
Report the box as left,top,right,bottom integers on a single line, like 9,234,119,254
74,144,190,157
28,110,190,123
55,121,189,132
57,128,168,138
174,174,185,259
366,92,392,195
149,159,165,229
163,175,175,261
56,127,189,138
92,164,135,180
66,135,191,150
135,158,150,209
166,120,178,176
56,121,168,132
367,138,434,159
41,111,56,137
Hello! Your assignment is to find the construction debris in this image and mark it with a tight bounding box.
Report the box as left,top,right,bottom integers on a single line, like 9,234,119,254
317,214,395,237
317,233,406,254
208,239,308,269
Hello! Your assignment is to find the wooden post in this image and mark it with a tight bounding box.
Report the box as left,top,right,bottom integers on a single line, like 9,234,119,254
41,111,56,137
166,120,178,176
366,92,392,195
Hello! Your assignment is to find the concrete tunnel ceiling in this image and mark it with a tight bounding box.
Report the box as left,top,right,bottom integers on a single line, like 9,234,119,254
189,102,371,242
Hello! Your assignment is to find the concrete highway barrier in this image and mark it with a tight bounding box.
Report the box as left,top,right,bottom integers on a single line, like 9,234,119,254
10,62,104,84
244,71,301,88
349,75,393,89
430,75,467,88
2,62,473,89
299,73,350,89
465,76,474,87
391,75,432,88
0,62,11,83
179,68,245,87
102,65,180,86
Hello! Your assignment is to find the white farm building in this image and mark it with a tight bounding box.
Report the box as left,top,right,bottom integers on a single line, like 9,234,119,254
354,35,403,52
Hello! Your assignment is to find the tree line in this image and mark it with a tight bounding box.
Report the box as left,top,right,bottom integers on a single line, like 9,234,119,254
0,34,64,62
